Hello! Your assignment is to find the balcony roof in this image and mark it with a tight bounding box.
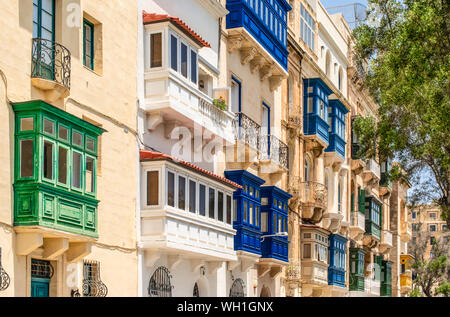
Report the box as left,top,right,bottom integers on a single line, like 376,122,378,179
140,150,241,189
143,11,210,48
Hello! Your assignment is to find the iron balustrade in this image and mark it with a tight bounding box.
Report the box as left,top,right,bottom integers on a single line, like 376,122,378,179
31,259,54,279
31,38,71,90
259,134,289,169
0,248,10,291
82,260,108,297
233,112,261,151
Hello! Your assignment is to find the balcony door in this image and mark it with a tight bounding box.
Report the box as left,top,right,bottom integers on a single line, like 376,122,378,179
32,0,55,80
261,103,270,157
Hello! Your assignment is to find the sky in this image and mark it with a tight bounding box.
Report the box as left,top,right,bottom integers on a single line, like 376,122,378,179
320,0,368,9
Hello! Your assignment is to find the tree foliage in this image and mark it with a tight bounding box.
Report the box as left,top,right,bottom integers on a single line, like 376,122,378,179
352,0,450,225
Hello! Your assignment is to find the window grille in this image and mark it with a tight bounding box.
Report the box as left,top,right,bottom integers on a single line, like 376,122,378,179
148,266,173,297
193,283,199,297
83,260,108,297
31,259,54,279
0,248,11,291
229,278,245,297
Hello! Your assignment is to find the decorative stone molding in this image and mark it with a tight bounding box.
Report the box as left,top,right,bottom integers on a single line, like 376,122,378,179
260,64,274,82
228,35,243,53
240,47,257,65
250,56,266,74
269,75,284,91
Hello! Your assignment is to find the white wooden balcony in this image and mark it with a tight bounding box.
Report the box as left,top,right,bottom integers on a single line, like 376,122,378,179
379,230,393,253
349,211,365,241
362,159,381,184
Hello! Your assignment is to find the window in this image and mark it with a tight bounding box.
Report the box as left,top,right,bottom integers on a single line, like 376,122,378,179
86,137,95,153
178,176,186,210
20,139,34,178
189,180,196,213
191,50,197,84
412,211,416,219
429,213,436,219
218,192,224,222
255,206,260,227
167,171,175,207
300,5,315,51
249,203,254,225
72,151,82,189
180,42,188,78
43,118,55,135
83,261,107,297
261,212,268,232
85,157,95,193
21,117,34,131
209,188,215,219
243,200,248,223
199,184,206,216
43,140,54,180
226,195,232,224
58,146,68,185
58,125,68,141
429,224,437,232
83,19,94,70
303,244,311,259
231,77,241,113
170,35,178,71
147,171,159,206
33,0,55,41
72,131,83,147
150,33,162,68
430,237,436,245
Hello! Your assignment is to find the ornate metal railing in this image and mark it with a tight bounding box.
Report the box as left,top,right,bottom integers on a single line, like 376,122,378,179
82,260,108,297
199,96,229,126
148,266,173,297
31,38,71,90
0,248,10,292
259,135,289,169
299,181,328,207
233,112,261,151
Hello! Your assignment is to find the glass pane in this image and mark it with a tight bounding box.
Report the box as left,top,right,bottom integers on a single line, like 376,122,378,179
43,119,54,135
261,212,267,232
42,11,53,31
20,139,34,178
72,151,82,189
226,195,232,224
58,147,67,184
199,184,206,216
170,35,178,71
151,33,162,68
147,171,159,206
273,214,277,233
190,50,197,83
42,0,53,13
72,131,83,146
189,180,196,213
249,203,254,225
59,126,68,140
86,157,94,193
218,192,224,222
86,137,95,152
167,172,175,207
178,176,186,210
256,206,260,227
181,43,188,78
21,118,34,131
208,188,215,219
243,200,247,223
43,141,53,179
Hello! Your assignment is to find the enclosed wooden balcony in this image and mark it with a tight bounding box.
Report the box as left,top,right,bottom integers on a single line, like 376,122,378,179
379,230,393,253
349,211,365,241
362,159,381,185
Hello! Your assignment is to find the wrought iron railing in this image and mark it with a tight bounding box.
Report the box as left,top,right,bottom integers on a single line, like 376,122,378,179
199,96,229,126
31,38,71,90
259,134,289,169
299,181,328,208
233,112,261,151
148,266,173,297
0,248,10,292
82,260,108,297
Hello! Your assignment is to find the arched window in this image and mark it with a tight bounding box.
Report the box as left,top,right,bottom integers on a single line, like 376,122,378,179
193,282,199,297
148,266,173,297
229,278,245,297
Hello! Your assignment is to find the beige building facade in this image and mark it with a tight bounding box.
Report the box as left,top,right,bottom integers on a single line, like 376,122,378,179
0,0,138,297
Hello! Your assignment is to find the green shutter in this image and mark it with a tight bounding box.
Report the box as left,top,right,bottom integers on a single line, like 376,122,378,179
359,188,366,214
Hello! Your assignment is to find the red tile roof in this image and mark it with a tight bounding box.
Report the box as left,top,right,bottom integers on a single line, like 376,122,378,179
142,11,210,48
140,150,242,189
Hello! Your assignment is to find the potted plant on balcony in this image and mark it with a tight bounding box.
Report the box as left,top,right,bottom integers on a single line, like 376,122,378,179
213,96,228,111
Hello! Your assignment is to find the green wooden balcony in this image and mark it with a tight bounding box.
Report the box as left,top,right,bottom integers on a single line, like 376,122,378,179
12,100,104,239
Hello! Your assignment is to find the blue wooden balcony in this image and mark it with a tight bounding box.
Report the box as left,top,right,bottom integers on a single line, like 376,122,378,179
328,234,347,287
225,170,266,256
325,99,348,160
260,186,292,262
225,0,291,70
303,78,333,146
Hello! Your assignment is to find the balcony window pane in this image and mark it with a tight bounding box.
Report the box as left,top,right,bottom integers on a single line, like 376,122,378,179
273,214,277,233
170,35,178,71
233,198,237,221
303,244,311,259
249,203,253,225
21,118,34,131
20,139,34,178
147,171,159,206
226,195,232,224
59,126,68,141
86,157,94,193
72,131,83,147
86,137,95,152
150,33,162,68
178,176,186,210
261,212,268,232
189,180,196,213
218,192,224,222
43,119,54,135
199,184,206,216
209,188,215,219
256,206,260,227
167,171,175,207
58,147,67,184
191,50,197,84
43,141,53,180
243,200,248,223
72,151,82,189
181,43,188,78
